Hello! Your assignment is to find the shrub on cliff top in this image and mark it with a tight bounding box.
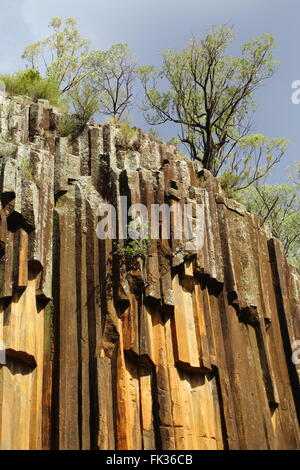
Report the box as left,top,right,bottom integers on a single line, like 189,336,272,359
0,69,62,106
58,85,99,139
57,115,82,139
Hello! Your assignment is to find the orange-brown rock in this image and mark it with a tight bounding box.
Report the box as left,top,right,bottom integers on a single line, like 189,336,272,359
0,94,299,450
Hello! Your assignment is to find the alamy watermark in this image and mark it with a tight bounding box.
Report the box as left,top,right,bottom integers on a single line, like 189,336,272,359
291,80,300,104
95,196,205,251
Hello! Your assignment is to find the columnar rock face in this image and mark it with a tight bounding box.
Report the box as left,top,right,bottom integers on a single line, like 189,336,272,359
0,94,299,450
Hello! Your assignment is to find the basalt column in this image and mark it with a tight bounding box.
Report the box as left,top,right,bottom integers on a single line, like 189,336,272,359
0,95,299,450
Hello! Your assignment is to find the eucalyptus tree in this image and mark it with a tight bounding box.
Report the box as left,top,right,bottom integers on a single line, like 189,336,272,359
242,183,300,268
138,25,286,189
22,17,90,93
86,43,137,120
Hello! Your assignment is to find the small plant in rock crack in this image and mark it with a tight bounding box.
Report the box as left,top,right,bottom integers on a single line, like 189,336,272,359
19,156,42,187
114,222,151,268
20,157,34,180
117,115,138,148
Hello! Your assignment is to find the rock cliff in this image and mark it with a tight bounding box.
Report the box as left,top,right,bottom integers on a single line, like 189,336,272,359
0,94,299,450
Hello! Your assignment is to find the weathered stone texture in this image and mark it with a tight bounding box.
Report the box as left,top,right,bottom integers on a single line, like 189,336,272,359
0,94,299,449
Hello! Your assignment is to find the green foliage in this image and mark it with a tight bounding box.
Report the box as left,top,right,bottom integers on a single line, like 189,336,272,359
86,43,137,119
118,116,138,147
58,85,99,139
219,171,242,199
115,239,150,261
114,222,151,268
0,69,62,105
24,76,62,105
19,156,41,186
218,134,288,193
20,157,34,180
138,25,282,189
242,184,300,269
67,84,98,124
0,137,18,157
147,127,163,142
166,136,189,159
166,136,181,147
287,161,300,188
22,17,90,93
57,114,82,139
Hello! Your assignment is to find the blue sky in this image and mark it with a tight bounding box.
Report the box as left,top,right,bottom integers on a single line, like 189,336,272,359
0,0,299,183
